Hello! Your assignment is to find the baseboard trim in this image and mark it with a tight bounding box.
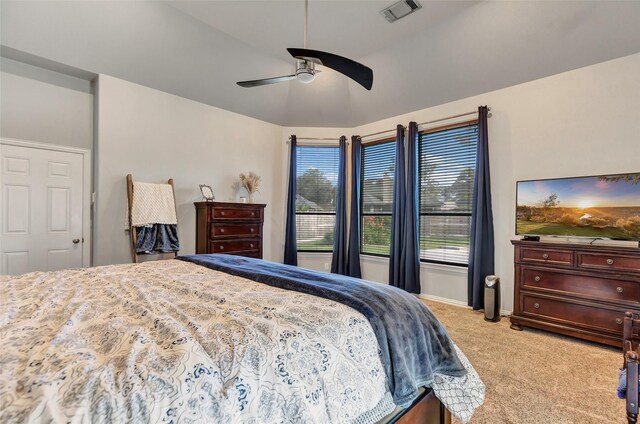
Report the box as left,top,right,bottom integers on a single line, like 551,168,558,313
417,293,512,317
417,294,469,309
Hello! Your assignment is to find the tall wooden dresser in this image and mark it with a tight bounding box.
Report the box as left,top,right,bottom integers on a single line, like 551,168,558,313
510,240,640,347
195,201,266,259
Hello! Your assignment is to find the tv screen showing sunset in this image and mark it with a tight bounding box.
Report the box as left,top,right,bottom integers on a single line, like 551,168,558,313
516,173,640,240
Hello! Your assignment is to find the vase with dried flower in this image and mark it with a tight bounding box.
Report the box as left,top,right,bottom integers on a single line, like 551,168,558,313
239,172,261,203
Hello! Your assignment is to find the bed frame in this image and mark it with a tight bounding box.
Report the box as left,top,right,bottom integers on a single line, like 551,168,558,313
623,311,640,424
380,389,452,424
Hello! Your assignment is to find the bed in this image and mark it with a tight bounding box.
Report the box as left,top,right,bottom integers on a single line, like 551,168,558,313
0,254,484,423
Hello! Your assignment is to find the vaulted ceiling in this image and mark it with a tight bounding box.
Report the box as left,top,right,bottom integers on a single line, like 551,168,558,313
2,1,640,127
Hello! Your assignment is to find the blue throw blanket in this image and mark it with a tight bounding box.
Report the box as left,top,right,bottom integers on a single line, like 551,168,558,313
136,224,179,253
178,254,466,408
618,367,640,399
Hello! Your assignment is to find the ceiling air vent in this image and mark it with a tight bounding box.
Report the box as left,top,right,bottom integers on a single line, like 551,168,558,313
381,0,422,23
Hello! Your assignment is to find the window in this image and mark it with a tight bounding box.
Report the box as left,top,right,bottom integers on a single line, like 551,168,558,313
418,121,478,266
360,139,396,256
295,146,339,251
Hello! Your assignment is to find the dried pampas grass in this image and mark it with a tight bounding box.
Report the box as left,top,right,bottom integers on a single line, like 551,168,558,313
239,172,261,195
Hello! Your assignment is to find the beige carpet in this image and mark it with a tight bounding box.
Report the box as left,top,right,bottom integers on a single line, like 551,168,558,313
423,300,624,424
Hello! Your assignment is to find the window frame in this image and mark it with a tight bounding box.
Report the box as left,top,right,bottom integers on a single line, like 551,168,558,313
418,119,478,268
359,136,396,258
295,144,340,253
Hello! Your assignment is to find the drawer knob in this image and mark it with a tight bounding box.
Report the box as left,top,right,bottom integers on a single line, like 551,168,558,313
617,287,624,293
542,253,549,259
220,228,225,233
534,276,541,282
251,212,255,216
533,302,540,309
220,245,225,250
250,228,255,232
617,318,623,325
607,258,614,265
250,244,254,248
221,211,225,216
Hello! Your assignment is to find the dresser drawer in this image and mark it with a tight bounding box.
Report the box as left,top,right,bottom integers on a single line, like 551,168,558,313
210,239,260,254
521,267,639,304
522,294,625,334
577,252,640,273
210,207,261,220
519,247,573,266
210,223,261,238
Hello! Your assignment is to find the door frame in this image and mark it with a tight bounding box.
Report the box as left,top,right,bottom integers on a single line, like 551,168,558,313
0,138,92,269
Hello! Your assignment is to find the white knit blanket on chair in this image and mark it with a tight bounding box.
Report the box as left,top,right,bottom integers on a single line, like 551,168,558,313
131,182,177,227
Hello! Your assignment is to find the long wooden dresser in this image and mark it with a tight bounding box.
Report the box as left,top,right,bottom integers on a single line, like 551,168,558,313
195,201,266,259
510,240,640,347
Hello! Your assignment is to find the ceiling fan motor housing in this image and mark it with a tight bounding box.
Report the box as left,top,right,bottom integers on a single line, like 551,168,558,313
296,61,316,83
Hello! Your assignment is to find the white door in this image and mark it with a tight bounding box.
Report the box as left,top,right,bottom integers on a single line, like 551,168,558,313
1,143,85,275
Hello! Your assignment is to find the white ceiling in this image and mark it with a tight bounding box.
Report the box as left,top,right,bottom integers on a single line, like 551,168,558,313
2,1,640,127
168,1,477,62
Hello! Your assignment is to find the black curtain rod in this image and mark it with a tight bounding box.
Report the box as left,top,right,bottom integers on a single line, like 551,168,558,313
415,108,490,128
358,107,491,140
288,107,490,143
286,136,348,144
288,137,341,141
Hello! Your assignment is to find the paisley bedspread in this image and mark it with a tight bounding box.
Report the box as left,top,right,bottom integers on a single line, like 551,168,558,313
0,259,483,423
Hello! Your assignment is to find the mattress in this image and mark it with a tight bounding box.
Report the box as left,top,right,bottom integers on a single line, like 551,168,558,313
0,259,483,423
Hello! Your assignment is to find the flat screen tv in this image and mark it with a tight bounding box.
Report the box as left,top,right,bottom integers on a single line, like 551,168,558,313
516,172,640,241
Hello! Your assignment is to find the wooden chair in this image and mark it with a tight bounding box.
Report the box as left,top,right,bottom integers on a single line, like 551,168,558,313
623,311,640,424
126,174,178,263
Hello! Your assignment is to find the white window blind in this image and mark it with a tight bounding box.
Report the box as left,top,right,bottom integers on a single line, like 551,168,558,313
418,122,478,266
295,146,339,251
360,139,396,256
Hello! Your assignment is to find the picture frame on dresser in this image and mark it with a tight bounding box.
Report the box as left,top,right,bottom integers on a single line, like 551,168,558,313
195,201,266,259
510,240,640,347
199,184,215,201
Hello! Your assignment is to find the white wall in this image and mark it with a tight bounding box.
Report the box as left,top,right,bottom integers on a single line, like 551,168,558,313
348,52,640,311
0,58,93,150
93,74,285,266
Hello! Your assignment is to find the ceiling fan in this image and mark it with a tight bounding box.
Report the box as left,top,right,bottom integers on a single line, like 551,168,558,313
236,0,373,90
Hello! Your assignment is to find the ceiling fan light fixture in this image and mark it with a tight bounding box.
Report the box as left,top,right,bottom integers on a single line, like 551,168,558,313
296,70,315,84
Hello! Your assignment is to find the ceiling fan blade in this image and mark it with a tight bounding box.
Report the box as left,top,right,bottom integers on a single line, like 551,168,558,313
287,48,373,90
237,74,296,88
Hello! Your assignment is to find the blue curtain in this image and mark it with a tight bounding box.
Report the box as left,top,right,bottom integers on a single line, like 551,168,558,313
331,136,348,274
389,125,406,288
468,106,495,309
346,136,362,278
284,135,298,266
400,122,421,293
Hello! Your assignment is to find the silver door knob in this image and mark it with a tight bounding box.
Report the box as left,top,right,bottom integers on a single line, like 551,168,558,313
533,303,540,309
617,318,623,325
607,258,614,265
534,276,541,282
72,238,80,244
617,287,624,293
542,253,549,259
